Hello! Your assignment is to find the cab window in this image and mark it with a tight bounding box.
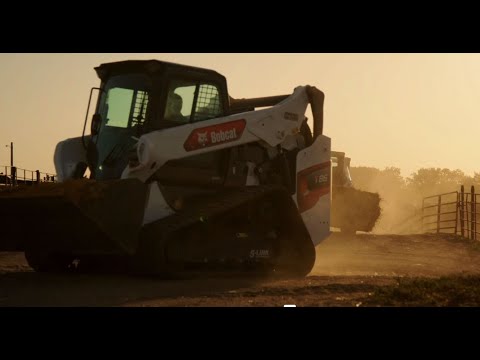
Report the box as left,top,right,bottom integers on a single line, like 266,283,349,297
164,80,223,126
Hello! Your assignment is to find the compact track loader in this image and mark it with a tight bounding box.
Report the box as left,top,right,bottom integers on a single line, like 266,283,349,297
331,151,381,234
0,60,332,277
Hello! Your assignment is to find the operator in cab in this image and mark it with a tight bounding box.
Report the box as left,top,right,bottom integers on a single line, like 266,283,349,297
164,92,187,127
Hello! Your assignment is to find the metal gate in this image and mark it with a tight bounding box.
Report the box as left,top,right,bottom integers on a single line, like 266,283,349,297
422,191,458,234
422,185,479,241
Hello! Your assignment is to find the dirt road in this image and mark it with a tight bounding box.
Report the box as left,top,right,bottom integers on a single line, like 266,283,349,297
1,233,479,307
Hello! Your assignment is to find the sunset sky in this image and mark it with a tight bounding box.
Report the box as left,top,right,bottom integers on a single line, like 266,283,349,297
0,53,479,178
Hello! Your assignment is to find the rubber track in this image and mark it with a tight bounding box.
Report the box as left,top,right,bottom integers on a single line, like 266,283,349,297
138,184,316,277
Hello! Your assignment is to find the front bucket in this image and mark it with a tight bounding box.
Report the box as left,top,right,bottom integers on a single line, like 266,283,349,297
0,179,148,255
331,186,381,232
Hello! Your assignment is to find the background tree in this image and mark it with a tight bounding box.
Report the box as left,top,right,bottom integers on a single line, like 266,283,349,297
406,168,475,197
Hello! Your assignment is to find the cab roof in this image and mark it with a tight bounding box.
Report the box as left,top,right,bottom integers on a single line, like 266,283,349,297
94,59,226,82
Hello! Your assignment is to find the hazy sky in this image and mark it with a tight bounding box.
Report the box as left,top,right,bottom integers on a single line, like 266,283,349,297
0,53,479,178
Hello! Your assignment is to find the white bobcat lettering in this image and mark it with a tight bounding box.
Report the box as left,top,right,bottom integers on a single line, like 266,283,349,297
197,132,208,146
211,128,238,144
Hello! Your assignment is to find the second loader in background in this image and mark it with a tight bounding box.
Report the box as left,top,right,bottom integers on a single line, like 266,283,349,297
330,151,381,234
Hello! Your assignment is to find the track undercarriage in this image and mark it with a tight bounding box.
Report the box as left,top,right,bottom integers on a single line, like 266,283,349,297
0,182,315,278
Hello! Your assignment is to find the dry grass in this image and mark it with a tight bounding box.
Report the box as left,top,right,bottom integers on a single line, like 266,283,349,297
364,275,480,306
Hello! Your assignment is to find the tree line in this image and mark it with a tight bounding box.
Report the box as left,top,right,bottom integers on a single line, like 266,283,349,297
349,167,480,233
350,167,480,199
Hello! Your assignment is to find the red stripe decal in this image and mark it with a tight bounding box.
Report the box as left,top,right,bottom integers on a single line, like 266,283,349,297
297,161,331,213
184,119,246,152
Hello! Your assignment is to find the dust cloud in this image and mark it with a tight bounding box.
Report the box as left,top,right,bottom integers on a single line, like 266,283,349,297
372,188,422,234
350,166,480,234
347,167,417,234
348,167,477,235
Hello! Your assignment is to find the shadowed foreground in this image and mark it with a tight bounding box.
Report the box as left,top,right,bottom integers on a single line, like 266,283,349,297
1,233,480,307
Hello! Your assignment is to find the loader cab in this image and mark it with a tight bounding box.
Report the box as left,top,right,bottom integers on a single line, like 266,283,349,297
331,151,353,188
86,60,230,181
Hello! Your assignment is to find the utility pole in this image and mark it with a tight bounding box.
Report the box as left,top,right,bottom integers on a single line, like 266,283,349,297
5,142,13,167
4,142,14,186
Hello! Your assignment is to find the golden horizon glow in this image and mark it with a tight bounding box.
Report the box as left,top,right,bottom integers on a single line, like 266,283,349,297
0,53,479,178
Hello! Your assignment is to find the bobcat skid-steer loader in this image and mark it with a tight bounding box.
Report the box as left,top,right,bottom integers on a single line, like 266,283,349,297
0,60,331,277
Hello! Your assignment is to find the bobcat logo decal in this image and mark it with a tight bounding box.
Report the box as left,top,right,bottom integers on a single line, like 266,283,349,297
184,119,247,152
197,132,208,147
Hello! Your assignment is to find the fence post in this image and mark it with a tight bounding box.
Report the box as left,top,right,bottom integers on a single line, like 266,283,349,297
455,192,458,235
421,197,425,232
36,170,40,184
474,193,478,240
11,166,16,186
437,195,441,234
471,186,475,240
460,185,465,237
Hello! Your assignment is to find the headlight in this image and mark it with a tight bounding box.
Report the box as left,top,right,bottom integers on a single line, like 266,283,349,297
137,142,146,164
